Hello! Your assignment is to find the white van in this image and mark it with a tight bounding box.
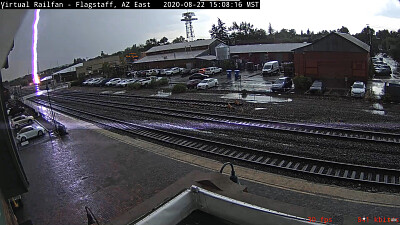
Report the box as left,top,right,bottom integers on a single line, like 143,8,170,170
262,61,280,76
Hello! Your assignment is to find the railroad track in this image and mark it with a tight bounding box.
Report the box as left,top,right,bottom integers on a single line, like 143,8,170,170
54,90,237,108
36,93,400,145
30,98,400,186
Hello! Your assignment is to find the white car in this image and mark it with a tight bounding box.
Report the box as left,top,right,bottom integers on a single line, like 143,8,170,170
115,79,129,87
16,125,45,143
138,78,152,86
105,78,122,86
170,67,180,74
82,78,95,85
351,81,366,98
118,79,137,87
204,67,222,75
197,78,219,90
164,68,173,76
11,115,34,129
159,69,167,75
87,78,103,86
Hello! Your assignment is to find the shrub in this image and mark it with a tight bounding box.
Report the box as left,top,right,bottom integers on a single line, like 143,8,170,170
146,80,157,89
127,83,141,90
156,77,169,86
171,83,187,94
293,76,312,90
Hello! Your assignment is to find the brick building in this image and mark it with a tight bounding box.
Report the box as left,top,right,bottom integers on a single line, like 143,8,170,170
294,32,370,88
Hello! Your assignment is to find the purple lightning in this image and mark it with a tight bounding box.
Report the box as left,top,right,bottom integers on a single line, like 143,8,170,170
32,9,41,84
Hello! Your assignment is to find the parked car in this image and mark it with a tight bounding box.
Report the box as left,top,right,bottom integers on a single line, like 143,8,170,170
16,125,45,143
146,69,158,76
137,78,152,86
159,69,167,76
198,68,207,74
119,79,137,87
115,79,129,87
170,67,180,74
149,76,162,82
309,80,325,94
351,81,366,98
186,79,202,89
94,78,112,87
126,71,137,77
136,70,147,77
11,114,34,129
190,68,199,74
82,78,95,86
189,73,209,80
204,67,222,75
197,78,219,90
164,68,174,76
88,78,103,86
262,61,280,76
180,68,191,76
8,106,24,117
271,77,293,92
105,78,122,86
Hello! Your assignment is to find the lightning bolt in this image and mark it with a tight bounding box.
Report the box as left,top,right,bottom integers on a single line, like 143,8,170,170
32,9,40,84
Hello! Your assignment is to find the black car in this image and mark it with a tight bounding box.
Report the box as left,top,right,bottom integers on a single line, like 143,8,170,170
186,79,202,89
189,73,209,80
8,106,24,117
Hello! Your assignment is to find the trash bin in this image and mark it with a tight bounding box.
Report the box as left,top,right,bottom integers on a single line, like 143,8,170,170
234,70,240,81
226,70,232,79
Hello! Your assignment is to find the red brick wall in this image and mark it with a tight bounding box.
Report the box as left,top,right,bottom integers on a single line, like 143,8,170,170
294,52,369,88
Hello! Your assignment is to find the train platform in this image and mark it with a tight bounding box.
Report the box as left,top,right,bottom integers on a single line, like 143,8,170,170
13,100,400,225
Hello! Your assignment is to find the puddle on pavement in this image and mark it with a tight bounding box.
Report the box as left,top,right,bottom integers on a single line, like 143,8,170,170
151,90,172,97
254,108,267,110
100,91,113,94
221,93,292,103
113,91,126,94
364,110,386,115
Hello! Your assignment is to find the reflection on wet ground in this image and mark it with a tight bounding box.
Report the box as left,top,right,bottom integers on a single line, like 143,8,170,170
151,90,172,97
364,103,386,116
221,93,292,104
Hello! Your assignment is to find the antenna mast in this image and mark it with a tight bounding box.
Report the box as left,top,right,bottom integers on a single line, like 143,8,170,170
181,12,197,42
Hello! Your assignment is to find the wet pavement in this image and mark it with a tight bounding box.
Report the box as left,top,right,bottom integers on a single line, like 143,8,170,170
11,100,400,224
15,112,200,224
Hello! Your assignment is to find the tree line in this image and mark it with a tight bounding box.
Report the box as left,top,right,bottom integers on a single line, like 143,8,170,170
209,18,400,61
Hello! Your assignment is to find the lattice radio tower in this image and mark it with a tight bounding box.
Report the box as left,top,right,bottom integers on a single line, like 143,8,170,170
181,12,197,42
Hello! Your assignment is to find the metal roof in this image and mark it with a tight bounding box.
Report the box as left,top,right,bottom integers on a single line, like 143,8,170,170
229,43,310,54
196,55,216,61
146,39,217,54
52,63,83,75
334,32,370,52
134,50,208,64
